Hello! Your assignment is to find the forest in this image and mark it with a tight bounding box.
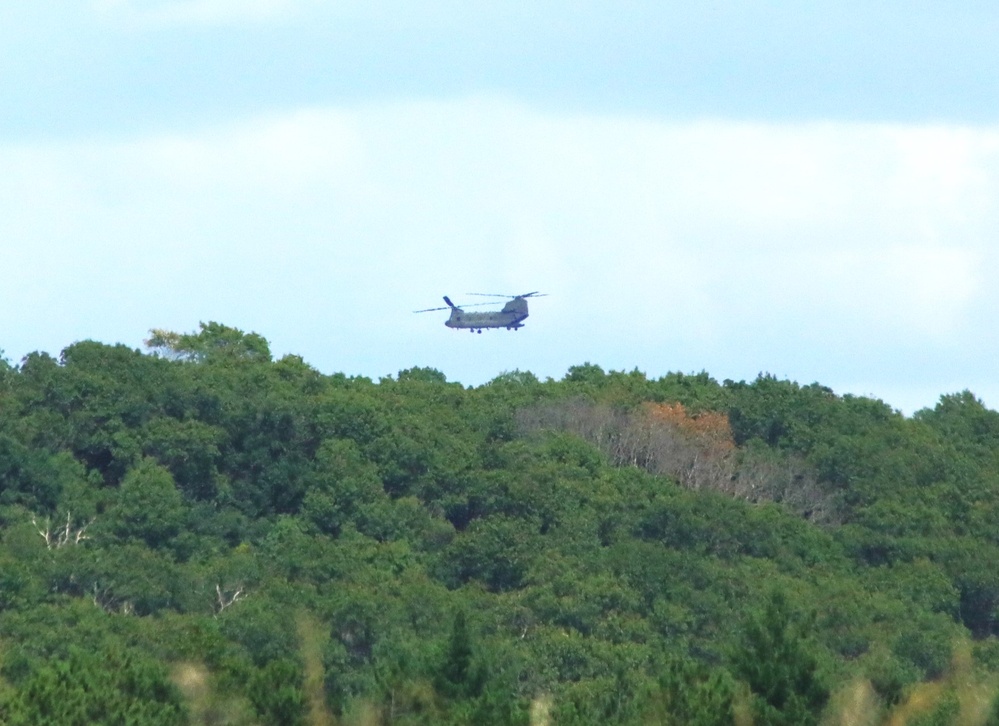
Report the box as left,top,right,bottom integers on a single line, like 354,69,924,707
3,322,999,725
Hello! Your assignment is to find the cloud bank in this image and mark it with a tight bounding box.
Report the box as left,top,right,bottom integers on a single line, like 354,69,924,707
2,97,997,412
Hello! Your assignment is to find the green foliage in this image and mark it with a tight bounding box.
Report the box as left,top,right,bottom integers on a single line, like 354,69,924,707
141,417,223,500
5,329,999,723
433,610,489,706
731,590,829,726
916,390,999,450
440,514,536,592
652,657,735,725
247,657,305,725
0,435,66,511
563,362,607,385
146,322,271,363
397,366,449,384
107,458,185,548
1,644,185,726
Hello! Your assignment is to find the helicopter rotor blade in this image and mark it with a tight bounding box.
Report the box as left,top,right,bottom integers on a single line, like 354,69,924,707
467,291,547,299
414,299,505,313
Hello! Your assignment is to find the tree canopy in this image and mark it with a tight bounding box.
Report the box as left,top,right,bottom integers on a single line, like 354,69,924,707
2,325,999,724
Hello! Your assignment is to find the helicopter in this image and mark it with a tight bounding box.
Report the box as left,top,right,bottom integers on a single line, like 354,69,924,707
414,292,546,333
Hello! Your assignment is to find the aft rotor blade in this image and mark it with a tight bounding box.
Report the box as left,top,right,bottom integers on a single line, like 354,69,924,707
467,291,546,299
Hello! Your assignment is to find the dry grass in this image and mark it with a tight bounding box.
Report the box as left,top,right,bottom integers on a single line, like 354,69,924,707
297,611,337,726
170,661,258,725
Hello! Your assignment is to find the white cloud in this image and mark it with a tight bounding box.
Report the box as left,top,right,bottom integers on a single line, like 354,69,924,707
2,97,998,411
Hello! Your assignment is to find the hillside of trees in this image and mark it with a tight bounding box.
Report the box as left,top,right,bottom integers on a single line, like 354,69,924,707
3,322,999,725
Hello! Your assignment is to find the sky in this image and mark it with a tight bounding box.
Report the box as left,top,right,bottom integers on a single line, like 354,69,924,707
2,1,998,414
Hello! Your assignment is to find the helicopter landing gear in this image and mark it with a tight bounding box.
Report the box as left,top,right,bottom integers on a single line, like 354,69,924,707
477,329,482,334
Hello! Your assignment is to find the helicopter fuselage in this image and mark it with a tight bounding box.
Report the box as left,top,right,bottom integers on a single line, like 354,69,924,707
446,297,529,331
415,292,542,332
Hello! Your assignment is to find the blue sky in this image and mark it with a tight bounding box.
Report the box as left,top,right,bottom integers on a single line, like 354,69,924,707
2,1,998,413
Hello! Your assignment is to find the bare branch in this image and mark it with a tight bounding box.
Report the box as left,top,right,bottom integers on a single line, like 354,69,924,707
31,516,53,549
90,582,135,615
30,512,94,550
214,584,247,616
516,399,833,517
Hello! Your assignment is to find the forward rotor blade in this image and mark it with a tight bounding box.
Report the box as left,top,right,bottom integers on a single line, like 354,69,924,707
414,301,501,313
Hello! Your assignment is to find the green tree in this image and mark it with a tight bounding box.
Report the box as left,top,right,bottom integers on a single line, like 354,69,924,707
652,657,735,726
731,591,829,726
916,390,999,450
435,611,484,701
141,417,224,500
107,458,185,548
301,438,384,537
248,657,305,726
563,362,607,386
146,322,271,363
441,515,536,592
2,644,185,726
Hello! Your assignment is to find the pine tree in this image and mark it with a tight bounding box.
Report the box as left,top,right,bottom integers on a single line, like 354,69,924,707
732,591,829,726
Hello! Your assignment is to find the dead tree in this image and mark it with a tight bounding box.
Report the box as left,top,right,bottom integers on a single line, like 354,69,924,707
214,584,247,616
31,512,93,549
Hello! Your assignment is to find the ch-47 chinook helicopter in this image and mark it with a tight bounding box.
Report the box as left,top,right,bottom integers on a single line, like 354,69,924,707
414,292,546,333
